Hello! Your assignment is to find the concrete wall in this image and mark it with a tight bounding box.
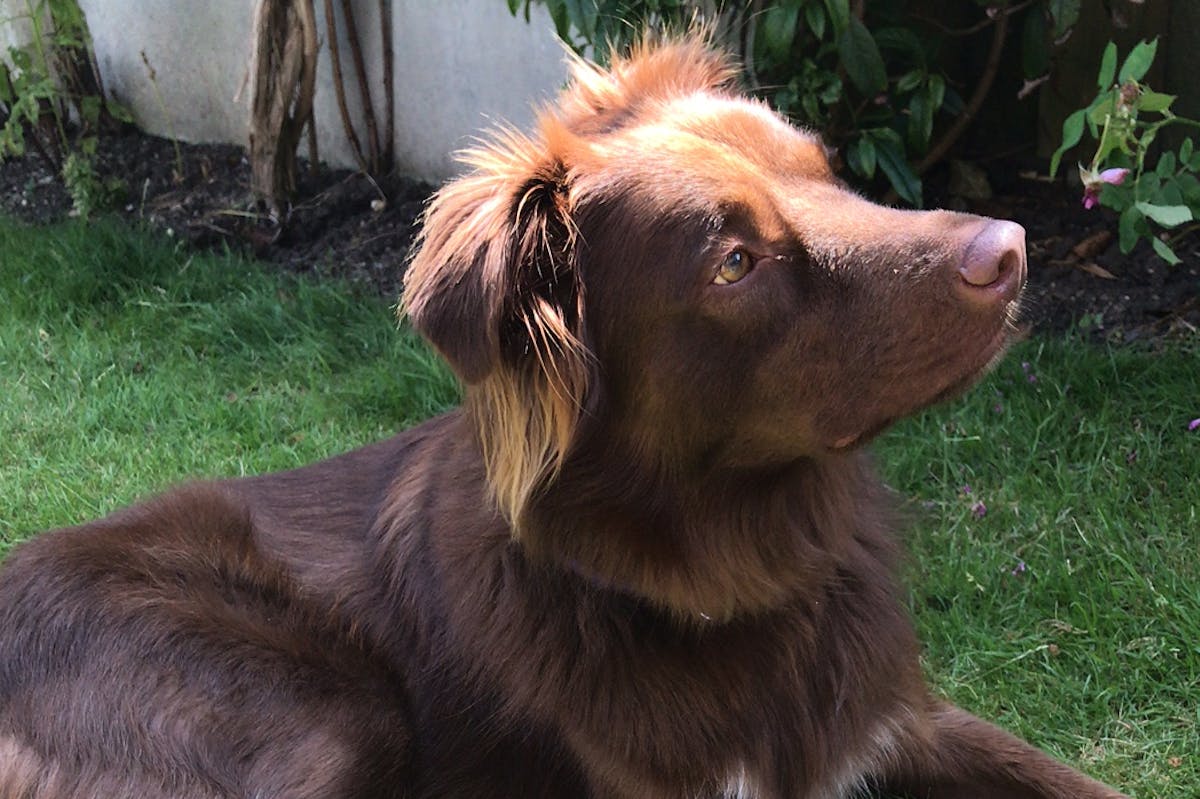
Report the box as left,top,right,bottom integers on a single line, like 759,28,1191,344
12,0,568,181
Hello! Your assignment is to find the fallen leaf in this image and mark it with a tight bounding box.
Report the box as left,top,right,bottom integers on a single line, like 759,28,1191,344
1075,261,1117,280
1070,229,1113,259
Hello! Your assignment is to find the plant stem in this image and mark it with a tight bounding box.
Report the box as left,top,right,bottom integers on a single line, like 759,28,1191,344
24,0,67,163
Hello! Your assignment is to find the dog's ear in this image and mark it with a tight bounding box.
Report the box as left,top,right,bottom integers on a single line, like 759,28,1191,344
403,132,589,529
404,134,581,383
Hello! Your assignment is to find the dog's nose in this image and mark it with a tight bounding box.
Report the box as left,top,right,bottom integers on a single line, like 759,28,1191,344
956,220,1026,305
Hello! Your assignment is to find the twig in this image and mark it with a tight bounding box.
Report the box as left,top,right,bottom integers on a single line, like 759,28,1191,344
914,0,1033,38
323,0,369,173
379,0,395,172
307,118,319,169
339,0,380,171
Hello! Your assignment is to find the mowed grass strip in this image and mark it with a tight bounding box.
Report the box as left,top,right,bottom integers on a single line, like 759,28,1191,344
2,217,1197,796
877,336,1199,796
0,217,457,541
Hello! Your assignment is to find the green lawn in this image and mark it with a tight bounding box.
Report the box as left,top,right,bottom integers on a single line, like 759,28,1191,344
875,337,1199,794
2,217,1197,796
0,217,458,538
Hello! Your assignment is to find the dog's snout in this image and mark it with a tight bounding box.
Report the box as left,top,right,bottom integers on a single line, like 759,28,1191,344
956,220,1026,304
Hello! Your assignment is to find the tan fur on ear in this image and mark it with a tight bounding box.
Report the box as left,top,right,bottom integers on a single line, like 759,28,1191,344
402,127,590,532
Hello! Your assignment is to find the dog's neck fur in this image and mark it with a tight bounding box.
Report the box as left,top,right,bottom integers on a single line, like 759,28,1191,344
517,425,898,623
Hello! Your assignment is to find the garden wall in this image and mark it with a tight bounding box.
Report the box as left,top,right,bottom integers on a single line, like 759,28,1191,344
10,0,569,181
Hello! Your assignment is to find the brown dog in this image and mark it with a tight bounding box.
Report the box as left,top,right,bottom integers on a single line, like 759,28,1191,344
1,38,1128,799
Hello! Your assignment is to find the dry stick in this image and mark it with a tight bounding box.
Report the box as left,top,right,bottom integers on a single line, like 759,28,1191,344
249,0,317,217
323,0,369,174
882,8,1010,204
298,0,320,171
379,0,395,172
250,0,297,213
307,117,320,169
292,0,319,176
339,0,380,173
915,0,1033,38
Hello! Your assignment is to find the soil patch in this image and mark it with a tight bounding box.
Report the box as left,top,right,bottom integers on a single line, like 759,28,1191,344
2,131,1197,342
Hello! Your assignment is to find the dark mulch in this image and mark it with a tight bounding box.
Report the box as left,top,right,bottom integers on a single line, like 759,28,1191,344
2,131,1197,342
1,132,431,299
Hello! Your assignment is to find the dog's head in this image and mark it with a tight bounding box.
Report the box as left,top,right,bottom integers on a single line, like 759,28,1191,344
404,37,1025,530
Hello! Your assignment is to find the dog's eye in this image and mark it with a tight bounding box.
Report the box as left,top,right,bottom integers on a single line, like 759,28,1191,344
714,249,753,285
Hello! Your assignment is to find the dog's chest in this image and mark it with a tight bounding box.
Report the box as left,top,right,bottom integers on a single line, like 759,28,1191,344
717,766,761,798
711,719,900,799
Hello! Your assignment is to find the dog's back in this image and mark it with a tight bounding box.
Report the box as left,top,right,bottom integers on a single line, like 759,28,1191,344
0,480,412,798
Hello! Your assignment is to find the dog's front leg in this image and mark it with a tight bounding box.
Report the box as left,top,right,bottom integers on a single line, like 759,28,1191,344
883,701,1129,799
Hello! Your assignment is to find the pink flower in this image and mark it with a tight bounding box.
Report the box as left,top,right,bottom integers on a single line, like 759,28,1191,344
971,501,987,519
1188,418,1200,432
1099,167,1131,185
1080,166,1131,210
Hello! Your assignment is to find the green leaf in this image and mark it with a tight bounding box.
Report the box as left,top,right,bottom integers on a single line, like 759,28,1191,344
10,49,32,73
805,2,826,40
1048,0,1081,39
1118,39,1158,83
0,65,12,105
1151,237,1182,265
926,74,945,111
760,4,801,63
824,0,850,36
1177,173,1200,206
872,27,925,63
1087,96,1114,126
896,70,923,94
1156,152,1177,179
1049,109,1086,177
1021,9,1049,79
1137,90,1175,114
1097,41,1117,88
564,0,596,41
545,0,571,42
1118,205,1143,253
874,133,922,206
79,95,101,127
1180,137,1194,166
838,17,887,96
107,100,134,125
847,135,877,179
1158,178,1184,207
1135,202,1192,228
908,91,933,153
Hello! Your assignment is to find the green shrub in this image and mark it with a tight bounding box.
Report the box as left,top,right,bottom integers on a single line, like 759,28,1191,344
507,0,1083,207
